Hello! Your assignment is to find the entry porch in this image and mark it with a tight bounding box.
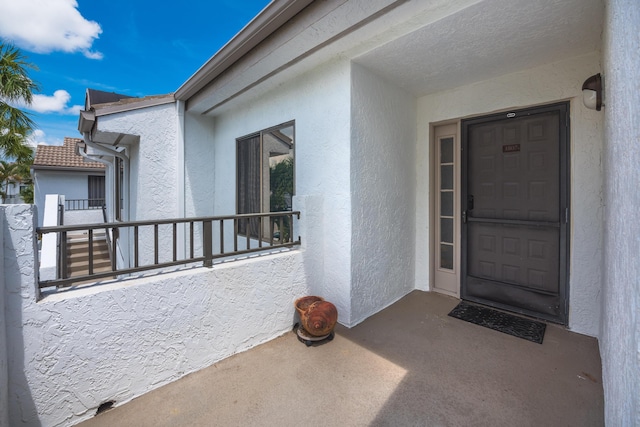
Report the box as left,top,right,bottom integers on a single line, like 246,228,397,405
79,291,603,427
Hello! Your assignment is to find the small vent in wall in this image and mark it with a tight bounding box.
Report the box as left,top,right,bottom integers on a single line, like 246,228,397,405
96,400,115,416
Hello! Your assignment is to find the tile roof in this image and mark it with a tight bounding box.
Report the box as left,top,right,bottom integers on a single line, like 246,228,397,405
33,137,105,170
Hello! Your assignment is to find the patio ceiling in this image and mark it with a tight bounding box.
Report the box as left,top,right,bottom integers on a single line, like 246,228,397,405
353,0,604,96
190,0,603,116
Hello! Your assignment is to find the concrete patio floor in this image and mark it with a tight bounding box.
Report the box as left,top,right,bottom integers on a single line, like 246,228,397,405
78,291,603,427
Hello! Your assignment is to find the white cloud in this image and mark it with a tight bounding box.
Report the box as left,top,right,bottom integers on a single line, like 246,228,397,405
25,129,45,148
27,90,82,115
0,0,102,59
26,129,64,147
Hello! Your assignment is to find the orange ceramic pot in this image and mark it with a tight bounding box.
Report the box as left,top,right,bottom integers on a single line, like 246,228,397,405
295,296,338,337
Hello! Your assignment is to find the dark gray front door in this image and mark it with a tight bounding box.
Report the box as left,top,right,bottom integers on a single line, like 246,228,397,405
461,103,569,324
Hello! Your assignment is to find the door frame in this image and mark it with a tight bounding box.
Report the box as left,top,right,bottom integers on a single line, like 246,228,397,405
460,102,570,324
430,122,461,297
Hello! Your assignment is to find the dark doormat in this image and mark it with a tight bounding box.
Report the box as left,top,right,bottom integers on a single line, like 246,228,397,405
448,301,546,344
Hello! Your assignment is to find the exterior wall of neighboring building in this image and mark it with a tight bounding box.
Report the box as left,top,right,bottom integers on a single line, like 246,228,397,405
3,204,308,427
601,0,640,423
415,52,604,337
1,182,25,204
350,63,417,325
33,170,104,227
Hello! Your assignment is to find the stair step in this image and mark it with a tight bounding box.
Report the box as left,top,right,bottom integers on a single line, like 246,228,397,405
67,247,109,262
67,241,109,256
59,228,115,283
68,264,112,277
68,257,112,269
67,230,106,241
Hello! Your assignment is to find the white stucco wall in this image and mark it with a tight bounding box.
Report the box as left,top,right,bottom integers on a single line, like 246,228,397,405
64,209,104,226
98,103,179,266
600,0,640,423
33,170,102,227
350,63,417,325
3,205,40,426
3,205,307,427
195,59,355,324
98,103,179,222
416,52,604,336
0,207,9,427
184,113,216,219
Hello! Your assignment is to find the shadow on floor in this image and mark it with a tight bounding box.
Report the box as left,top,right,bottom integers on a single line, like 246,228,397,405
78,291,603,427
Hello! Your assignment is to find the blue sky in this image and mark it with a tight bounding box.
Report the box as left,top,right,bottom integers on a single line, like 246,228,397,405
0,0,271,147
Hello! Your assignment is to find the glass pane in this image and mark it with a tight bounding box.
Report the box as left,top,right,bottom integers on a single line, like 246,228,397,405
265,124,294,212
440,137,454,163
440,244,453,270
440,191,453,217
440,165,453,190
440,218,453,243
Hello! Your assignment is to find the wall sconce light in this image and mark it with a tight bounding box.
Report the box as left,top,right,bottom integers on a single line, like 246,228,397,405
582,73,603,111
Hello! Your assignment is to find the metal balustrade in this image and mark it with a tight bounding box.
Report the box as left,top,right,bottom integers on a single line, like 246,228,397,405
64,199,105,210
37,211,301,289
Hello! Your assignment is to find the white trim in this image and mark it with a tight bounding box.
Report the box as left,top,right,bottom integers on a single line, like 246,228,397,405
175,0,314,100
93,95,175,117
432,123,460,297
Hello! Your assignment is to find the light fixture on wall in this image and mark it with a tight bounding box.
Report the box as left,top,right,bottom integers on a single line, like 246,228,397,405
582,73,603,111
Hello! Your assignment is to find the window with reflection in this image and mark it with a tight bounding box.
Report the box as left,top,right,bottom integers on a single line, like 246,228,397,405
236,122,294,240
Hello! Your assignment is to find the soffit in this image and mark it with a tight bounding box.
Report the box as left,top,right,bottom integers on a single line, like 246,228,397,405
191,0,603,116
353,0,604,96
187,0,407,115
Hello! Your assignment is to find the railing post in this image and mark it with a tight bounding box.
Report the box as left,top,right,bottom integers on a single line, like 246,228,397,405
111,226,118,271
203,220,213,267
60,231,68,280
88,229,94,275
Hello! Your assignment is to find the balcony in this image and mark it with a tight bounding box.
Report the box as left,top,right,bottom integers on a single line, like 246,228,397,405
77,291,603,427
37,211,300,290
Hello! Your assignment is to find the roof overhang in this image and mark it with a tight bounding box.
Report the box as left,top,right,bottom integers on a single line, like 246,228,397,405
175,0,314,101
78,110,96,134
176,0,603,117
30,165,106,174
78,94,174,145
90,94,175,116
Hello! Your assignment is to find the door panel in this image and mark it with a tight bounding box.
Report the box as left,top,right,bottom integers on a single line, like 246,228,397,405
462,103,569,323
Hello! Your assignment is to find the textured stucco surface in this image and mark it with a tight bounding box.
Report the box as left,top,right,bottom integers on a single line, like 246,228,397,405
416,52,604,337
350,63,417,325
600,0,640,423
0,208,9,427
4,206,307,427
199,59,355,324
184,113,215,219
99,103,178,222
3,205,40,426
99,103,178,266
